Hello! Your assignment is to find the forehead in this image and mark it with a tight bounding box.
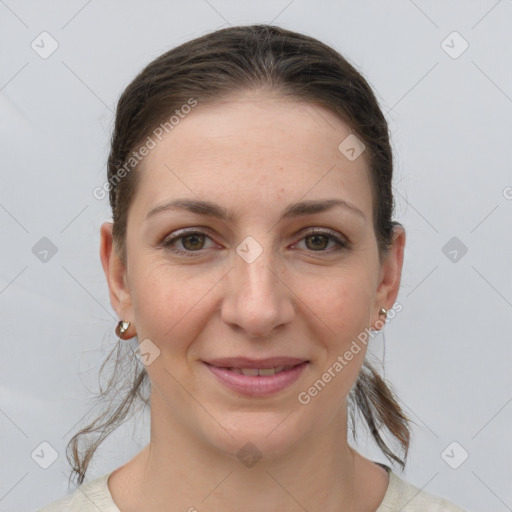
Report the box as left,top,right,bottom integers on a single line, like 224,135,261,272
130,92,373,220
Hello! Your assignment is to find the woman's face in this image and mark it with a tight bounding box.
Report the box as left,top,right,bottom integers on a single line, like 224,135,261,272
102,90,404,460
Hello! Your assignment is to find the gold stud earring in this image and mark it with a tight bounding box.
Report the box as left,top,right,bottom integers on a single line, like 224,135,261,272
371,307,388,332
115,320,131,339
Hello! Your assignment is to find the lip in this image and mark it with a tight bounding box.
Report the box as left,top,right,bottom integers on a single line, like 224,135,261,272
204,356,308,369
203,359,309,397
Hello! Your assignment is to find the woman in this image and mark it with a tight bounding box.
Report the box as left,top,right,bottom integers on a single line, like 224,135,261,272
39,24,466,511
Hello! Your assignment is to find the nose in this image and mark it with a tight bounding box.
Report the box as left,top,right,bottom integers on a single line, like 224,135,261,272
220,249,295,338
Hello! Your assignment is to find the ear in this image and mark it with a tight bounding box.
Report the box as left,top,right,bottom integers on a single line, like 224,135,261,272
372,224,406,326
100,222,133,320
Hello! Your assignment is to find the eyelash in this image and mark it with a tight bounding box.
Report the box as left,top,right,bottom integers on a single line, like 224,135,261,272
159,227,350,257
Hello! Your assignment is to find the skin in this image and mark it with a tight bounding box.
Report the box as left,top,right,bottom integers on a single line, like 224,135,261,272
100,89,406,512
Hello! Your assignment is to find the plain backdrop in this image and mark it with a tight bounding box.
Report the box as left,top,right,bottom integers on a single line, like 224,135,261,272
1,1,511,511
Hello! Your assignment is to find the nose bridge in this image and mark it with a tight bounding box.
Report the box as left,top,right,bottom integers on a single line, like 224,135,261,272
237,239,281,308
239,252,278,300
235,232,277,288
221,235,293,337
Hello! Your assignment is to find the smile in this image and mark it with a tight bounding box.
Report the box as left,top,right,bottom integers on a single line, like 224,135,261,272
203,361,309,397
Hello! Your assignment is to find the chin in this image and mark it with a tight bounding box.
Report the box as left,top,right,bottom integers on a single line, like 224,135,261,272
199,409,308,464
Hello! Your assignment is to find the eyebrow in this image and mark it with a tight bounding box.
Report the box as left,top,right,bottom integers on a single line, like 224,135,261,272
146,198,366,223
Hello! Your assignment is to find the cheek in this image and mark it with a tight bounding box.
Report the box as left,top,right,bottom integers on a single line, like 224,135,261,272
129,261,218,349
296,270,374,343
301,278,372,402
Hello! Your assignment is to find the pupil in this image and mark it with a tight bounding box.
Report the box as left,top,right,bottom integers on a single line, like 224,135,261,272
184,234,204,250
307,234,327,250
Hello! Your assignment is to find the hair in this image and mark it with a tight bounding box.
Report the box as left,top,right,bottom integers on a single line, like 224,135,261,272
67,24,411,486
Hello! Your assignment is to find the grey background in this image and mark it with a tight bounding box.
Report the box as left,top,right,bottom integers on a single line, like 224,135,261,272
1,1,511,511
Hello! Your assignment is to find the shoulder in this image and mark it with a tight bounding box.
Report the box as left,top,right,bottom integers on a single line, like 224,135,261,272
377,466,467,512
37,472,120,512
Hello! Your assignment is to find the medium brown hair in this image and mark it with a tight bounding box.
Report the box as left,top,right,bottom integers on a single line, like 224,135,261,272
67,24,410,486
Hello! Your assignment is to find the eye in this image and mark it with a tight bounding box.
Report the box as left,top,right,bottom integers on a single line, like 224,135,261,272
293,228,350,253
160,228,217,256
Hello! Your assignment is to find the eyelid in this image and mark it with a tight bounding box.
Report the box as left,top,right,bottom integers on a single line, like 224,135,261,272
295,226,347,241
164,226,217,239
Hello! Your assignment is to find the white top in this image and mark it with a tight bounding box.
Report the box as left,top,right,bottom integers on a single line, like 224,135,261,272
37,463,466,511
